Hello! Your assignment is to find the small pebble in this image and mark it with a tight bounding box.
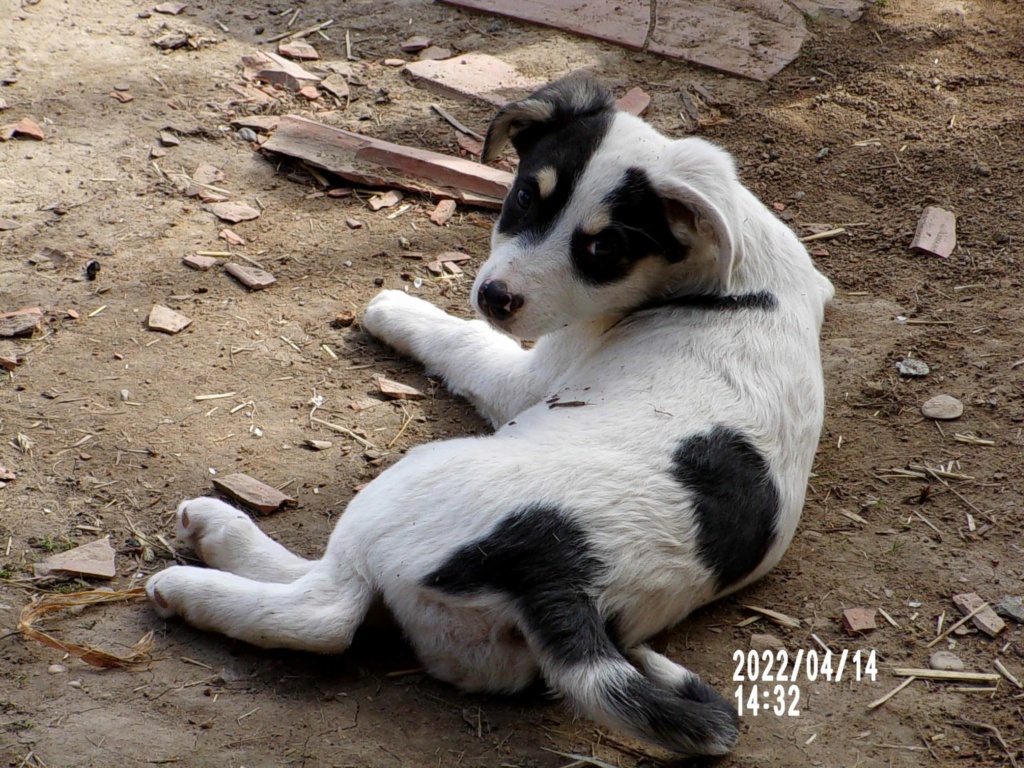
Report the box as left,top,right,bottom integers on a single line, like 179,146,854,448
929,651,964,671
237,127,258,142
120,389,131,402
47,664,68,674
921,394,963,420
896,358,929,377
68,680,83,688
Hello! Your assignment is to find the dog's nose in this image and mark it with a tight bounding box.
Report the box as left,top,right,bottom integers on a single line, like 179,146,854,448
477,280,524,322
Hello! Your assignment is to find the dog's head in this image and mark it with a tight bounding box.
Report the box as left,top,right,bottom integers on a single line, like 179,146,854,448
473,75,746,340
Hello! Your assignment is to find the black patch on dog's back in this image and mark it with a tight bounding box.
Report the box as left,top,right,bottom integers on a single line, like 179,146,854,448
640,290,778,314
424,506,616,664
571,167,691,285
671,426,780,591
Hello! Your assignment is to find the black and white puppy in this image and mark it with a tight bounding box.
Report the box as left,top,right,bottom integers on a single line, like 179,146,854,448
147,76,834,757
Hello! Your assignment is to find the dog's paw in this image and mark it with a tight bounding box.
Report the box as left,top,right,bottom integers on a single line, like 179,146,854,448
362,290,444,356
174,497,258,572
146,566,190,618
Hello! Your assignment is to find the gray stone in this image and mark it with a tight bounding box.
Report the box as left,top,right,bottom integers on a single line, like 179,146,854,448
896,358,930,377
929,651,964,672
994,595,1024,624
921,394,963,420
750,633,786,652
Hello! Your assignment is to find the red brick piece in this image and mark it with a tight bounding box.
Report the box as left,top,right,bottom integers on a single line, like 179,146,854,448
952,593,1006,638
212,472,297,515
842,607,877,634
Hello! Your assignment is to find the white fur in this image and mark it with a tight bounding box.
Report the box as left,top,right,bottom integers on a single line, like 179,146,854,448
147,108,833,751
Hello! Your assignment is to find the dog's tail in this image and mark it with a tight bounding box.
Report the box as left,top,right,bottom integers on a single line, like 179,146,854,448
536,611,739,757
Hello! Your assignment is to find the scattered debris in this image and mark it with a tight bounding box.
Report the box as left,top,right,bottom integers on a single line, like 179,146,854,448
749,633,786,652
154,2,187,14
921,394,963,420
321,74,350,100
0,307,43,338
231,115,281,133
378,377,425,400
443,261,463,276
332,310,356,328
348,397,386,412
994,595,1024,624
261,115,513,208
159,130,180,146
436,0,815,81
993,659,1021,689
345,218,363,229
147,305,192,334
842,607,877,634
34,536,117,580
896,358,929,377
403,52,544,107
85,260,101,281
242,51,320,92
455,131,484,157
303,439,333,451
369,190,404,211
929,651,964,672
952,593,1006,637
0,117,45,141
109,90,134,103
211,472,297,514
0,354,19,371
278,40,319,60
0,218,20,230
298,85,321,100
401,35,433,53
218,228,245,245
207,202,261,223
0,461,16,481
742,605,800,629
384,58,406,67
911,206,956,258
429,199,457,226
225,263,276,290
18,588,153,669
615,86,650,116
418,46,451,61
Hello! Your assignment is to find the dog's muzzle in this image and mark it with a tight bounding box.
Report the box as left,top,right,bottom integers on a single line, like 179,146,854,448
477,279,525,323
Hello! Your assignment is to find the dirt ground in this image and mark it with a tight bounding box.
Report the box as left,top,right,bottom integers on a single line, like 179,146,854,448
2,0,1023,765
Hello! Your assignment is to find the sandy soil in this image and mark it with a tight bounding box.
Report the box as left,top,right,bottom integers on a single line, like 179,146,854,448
1,0,1022,766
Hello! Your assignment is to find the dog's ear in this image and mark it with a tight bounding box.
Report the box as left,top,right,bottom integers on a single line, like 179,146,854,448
481,75,614,164
653,139,746,293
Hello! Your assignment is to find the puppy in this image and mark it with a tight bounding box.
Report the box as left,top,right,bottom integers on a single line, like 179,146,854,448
147,75,834,757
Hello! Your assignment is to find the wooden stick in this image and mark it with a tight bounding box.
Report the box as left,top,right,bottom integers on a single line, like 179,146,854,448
310,415,378,450
994,659,1022,689
430,103,484,142
264,18,334,43
891,668,1001,683
925,602,988,648
867,676,915,710
800,227,846,243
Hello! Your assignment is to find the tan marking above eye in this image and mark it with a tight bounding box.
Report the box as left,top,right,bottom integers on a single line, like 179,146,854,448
535,166,558,199
579,207,611,236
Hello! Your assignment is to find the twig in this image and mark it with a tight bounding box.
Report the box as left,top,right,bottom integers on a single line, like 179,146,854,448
264,18,333,43
913,510,944,539
429,104,484,142
994,659,1022,689
925,602,988,648
891,668,1001,683
310,415,378,450
867,676,916,710
800,227,847,243
950,720,1018,768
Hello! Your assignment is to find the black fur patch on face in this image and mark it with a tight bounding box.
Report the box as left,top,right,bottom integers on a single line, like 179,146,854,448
639,290,778,314
571,167,690,286
496,98,614,243
424,506,617,665
671,426,780,591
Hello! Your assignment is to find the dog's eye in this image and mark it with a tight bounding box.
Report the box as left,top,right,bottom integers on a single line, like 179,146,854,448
514,188,533,210
586,237,615,259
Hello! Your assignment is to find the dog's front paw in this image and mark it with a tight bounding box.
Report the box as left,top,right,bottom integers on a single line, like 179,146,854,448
146,566,191,618
362,290,444,357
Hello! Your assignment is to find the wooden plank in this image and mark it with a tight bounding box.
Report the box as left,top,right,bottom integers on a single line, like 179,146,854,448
261,116,512,209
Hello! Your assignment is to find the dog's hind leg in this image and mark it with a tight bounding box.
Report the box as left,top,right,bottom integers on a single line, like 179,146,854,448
146,562,372,653
172,497,313,583
362,290,542,426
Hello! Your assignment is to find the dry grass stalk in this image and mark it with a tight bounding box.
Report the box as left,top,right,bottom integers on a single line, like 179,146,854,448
18,587,154,668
